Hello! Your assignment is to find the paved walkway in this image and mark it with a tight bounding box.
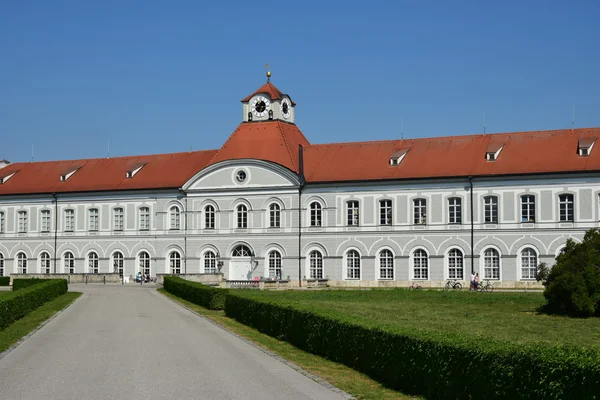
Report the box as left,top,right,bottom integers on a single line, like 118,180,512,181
0,284,347,400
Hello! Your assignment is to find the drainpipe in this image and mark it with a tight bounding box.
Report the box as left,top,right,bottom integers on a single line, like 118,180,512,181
468,176,474,274
52,193,58,274
298,145,305,288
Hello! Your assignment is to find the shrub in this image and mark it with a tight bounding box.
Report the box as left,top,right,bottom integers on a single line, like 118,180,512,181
538,229,600,317
163,276,228,310
0,277,10,286
225,292,600,400
13,278,47,291
0,279,68,330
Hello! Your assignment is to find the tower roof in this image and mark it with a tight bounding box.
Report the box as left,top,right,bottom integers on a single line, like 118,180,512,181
241,82,296,106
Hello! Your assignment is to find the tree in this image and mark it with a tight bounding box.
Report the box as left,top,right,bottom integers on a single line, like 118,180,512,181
537,228,600,317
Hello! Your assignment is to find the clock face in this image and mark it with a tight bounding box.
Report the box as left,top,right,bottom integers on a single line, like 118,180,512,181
252,96,270,118
281,98,291,119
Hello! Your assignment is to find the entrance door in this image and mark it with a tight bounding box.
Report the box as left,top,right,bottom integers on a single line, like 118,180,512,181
229,259,252,280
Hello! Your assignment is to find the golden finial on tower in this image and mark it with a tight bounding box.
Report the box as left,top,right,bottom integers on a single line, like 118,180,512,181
265,63,271,82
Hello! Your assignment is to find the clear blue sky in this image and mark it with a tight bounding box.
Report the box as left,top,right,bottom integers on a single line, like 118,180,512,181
1,0,599,162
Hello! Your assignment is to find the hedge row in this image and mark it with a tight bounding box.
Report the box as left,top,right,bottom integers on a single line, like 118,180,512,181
0,279,68,330
163,276,228,310
13,278,48,291
224,292,600,400
0,277,10,286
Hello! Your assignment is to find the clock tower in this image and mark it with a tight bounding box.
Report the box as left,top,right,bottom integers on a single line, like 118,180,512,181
240,72,296,123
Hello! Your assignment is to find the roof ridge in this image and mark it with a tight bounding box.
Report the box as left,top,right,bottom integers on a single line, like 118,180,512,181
276,121,298,172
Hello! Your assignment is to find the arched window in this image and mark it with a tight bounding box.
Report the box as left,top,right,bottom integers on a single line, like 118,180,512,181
346,250,360,279
17,252,28,274
379,249,394,279
237,204,248,228
64,252,75,274
0,253,5,276
204,251,216,273
309,250,323,279
448,249,463,279
521,248,537,280
268,250,282,280
169,251,181,274
269,203,281,228
310,202,322,227
232,245,252,257
139,251,150,275
484,248,500,279
88,252,99,273
413,249,428,280
113,252,124,276
204,205,215,229
170,206,181,230
40,252,51,274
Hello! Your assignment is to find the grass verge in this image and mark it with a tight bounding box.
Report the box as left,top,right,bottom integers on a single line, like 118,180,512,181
0,292,81,353
158,288,419,400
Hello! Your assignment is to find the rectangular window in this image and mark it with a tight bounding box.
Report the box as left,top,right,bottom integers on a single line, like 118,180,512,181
113,208,124,231
41,210,51,232
484,196,498,223
89,209,99,231
64,209,75,232
379,199,392,225
559,194,574,222
347,200,359,226
0,211,4,233
139,207,150,230
521,195,535,222
448,197,462,224
18,211,28,233
413,199,427,224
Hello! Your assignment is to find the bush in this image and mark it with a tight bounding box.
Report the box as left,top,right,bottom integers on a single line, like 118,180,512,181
13,278,48,291
538,229,600,317
0,277,10,286
163,276,228,310
225,292,600,400
0,279,68,330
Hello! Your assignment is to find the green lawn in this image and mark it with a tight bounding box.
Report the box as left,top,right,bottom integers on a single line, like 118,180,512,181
234,289,600,348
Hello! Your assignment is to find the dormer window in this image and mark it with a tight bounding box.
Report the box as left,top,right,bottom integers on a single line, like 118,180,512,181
485,143,504,162
126,163,146,178
578,137,596,157
0,171,17,184
60,167,80,182
389,149,409,166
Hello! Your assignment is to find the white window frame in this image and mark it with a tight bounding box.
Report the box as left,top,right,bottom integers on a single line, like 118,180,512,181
138,251,151,275
309,201,323,227
0,253,4,276
0,211,4,233
413,198,427,225
139,207,150,231
113,207,124,231
40,252,52,274
40,210,51,233
268,203,281,228
307,249,323,279
203,250,217,274
379,199,392,226
170,206,181,230
521,195,536,223
87,252,99,273
378,248,394,280
16,252,27,274
520,247,538,280
112,251,124,276
168,251,181,274
347,200,359,226
64,209,75,232
204,205,215,229
559,193,574,222
63,251,75,274
236,204,248,229
482,247,501,280
344,249,361,280
484,196,499,223
411,248,429,280
88,208,99,231
18,210,28,233
448,197,462,224
268,250,282,280
446,248,464,280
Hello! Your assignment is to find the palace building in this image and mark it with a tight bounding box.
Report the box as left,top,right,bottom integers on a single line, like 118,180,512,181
1,75,599,287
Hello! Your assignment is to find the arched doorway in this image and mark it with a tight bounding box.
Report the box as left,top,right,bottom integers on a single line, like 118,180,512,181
230,244,253,280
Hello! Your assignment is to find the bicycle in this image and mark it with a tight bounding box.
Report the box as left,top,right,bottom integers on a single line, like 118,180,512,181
477,280,494,293
408,282,422,290
444,279,462,291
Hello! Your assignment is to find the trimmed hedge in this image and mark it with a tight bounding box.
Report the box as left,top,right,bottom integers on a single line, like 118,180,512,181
13,278,48,291
0,279,68,330
0,277,10,286
225,292,600,400
163,276,228,310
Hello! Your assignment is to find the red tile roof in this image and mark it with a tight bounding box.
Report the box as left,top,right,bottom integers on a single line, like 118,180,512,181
241,82,296,106
0,150,217,195
303,128,600,182
208,121,310,173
